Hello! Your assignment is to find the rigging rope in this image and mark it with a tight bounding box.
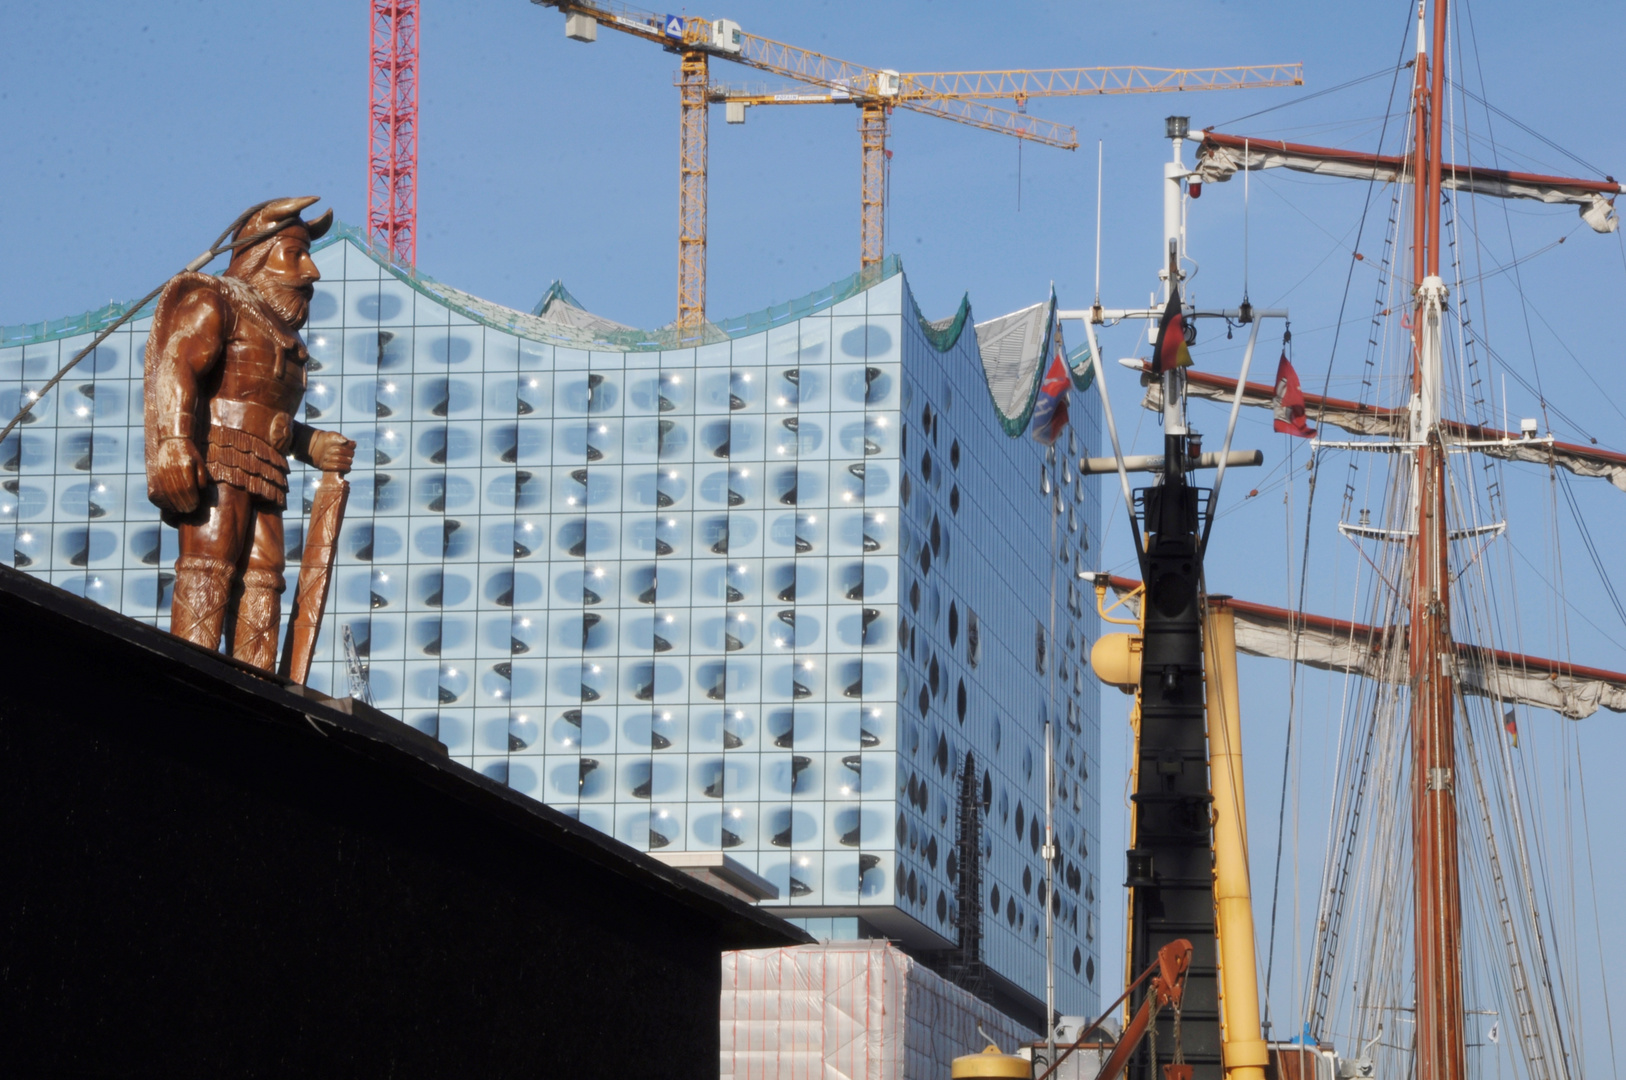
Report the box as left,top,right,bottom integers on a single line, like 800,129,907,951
1458,10,1594,1074
0,201,310,446
1458,3,1616,1062
1444,80,1610,179
1309,60,1415,1040
1148,997,1162,1080
1553,471,1626,630
1573,745,1622,1080
1209,68,1398,132
1268,8,1418,1039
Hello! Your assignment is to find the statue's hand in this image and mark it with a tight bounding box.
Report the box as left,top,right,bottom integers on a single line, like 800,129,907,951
148,437,209,514
308,429,356,474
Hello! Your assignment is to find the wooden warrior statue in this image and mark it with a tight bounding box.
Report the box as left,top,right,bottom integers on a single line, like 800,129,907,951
144,197,355,673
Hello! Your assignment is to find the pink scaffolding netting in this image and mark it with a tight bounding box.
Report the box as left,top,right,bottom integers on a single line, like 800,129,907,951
721,941,1037,1080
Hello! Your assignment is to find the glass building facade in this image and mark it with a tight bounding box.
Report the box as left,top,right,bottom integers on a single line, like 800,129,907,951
0,227,1103,1018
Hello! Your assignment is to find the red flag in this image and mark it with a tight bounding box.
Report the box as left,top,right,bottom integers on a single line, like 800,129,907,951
1030,352,1072,446
1029,315,1073,446
1151,287,1193,374
1272,354,1316,438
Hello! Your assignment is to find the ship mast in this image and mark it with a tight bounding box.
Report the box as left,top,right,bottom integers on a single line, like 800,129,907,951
1409,2,1468,1079
1154,3,1626,1072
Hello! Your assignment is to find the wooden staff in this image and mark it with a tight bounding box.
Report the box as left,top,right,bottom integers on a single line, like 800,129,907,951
278,470,350,685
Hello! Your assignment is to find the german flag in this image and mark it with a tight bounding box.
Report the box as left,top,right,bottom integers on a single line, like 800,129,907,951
1151,286,1193,374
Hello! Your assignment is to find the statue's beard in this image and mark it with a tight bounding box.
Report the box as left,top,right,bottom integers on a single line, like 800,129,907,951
249,274,314,328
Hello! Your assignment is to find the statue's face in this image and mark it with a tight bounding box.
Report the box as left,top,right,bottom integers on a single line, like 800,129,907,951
250,231,321,328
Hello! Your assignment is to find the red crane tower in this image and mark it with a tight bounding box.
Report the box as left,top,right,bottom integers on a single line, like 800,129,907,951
369,0,420,267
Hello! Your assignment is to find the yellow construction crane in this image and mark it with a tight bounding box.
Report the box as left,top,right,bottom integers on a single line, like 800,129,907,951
532,3,1302,335
714,62,1303,270
533,0,1077,336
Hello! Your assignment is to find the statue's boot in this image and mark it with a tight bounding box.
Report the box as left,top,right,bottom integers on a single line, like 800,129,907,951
227,568,286,672
170,555,235,651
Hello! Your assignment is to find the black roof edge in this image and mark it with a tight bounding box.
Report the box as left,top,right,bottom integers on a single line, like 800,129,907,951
0,565,811,950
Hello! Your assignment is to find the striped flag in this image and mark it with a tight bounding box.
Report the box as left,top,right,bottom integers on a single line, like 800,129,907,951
1029,310,1071,446
1151,286,1193,374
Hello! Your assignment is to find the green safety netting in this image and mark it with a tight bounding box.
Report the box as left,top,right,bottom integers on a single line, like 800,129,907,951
912,292,973,352
2,226,900,353
2,225,1093,442
1,297,157,348
712,255,902,339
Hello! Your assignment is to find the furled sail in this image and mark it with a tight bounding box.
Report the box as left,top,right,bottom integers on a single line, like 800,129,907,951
1141,369,1626,492
1194,130,1622,233
1106,576,1626,719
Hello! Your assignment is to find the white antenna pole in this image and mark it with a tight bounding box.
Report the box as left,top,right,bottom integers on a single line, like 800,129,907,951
1080,319,1140,534
1244,139,1251,301
1094,140,1105,309
1043,716,1057,1068
1163,119,1189,435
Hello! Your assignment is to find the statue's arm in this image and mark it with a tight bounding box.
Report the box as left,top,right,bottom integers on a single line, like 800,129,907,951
144,285,226,514
290,422,356,474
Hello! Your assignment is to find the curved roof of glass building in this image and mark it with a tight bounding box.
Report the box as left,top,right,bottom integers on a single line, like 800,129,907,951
2,222,1094,439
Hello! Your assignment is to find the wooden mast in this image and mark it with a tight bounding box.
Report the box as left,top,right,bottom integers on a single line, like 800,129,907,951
1173,2,1622,1068
1409,2,1469,1079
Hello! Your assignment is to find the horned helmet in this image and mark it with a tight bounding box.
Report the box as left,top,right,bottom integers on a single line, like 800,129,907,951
224,196,333,279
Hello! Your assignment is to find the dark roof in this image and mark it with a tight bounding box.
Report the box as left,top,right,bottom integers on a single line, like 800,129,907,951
0,564,810,951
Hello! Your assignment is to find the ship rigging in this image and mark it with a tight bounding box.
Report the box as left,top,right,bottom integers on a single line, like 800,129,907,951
1072,3,1626,1080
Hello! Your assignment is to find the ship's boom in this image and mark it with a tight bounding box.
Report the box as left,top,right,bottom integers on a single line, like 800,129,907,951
1103,576,1626,720
1194,130,1621,232
1139,367,1626,493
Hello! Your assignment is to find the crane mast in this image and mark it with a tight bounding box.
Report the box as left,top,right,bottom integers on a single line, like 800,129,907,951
859,103,887,268
368,0,420,267
678,36,709,334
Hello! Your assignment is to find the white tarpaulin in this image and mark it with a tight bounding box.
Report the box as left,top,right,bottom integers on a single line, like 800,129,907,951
1194,130,1622,233
972,297,1053,436
1106,578,1626,720
1142,371,1626,493
721,941,1037,1080
528,279,637,334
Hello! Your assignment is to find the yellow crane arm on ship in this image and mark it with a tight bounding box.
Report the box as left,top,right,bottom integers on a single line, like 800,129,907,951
1092,579,1268,1080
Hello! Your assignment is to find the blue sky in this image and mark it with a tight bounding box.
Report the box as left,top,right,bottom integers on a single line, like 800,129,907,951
6,0,1625,1067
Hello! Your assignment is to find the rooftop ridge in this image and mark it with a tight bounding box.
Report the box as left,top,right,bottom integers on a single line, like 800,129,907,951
2,222,903,352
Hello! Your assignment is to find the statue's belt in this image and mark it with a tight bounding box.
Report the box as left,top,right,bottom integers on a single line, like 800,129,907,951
208,397,293,455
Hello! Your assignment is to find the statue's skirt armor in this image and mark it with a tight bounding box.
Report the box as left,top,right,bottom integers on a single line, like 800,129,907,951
205,397,291,507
